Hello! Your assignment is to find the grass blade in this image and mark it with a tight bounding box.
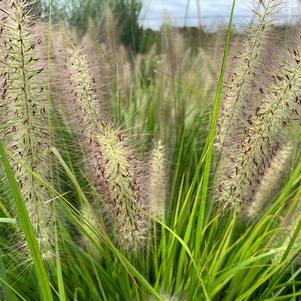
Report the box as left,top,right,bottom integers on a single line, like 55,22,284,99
0,218,16,224
199,0,236,227
0,140,53,301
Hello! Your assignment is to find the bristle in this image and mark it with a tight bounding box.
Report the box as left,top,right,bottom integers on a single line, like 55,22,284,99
0,0,53,260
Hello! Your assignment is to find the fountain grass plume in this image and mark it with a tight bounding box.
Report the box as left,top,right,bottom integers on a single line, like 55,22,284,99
100,7,118,63
63,44,149,251
216,0,281,153
94,125,149,251
66,45,103,131
0,0,53,260
217,44,301,210
147,140,167,221
247,141,293,217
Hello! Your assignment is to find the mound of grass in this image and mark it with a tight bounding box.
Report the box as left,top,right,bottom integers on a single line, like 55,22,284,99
1,0,301,300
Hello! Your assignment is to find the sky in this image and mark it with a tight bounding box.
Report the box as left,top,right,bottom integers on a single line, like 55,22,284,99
140,0,300,30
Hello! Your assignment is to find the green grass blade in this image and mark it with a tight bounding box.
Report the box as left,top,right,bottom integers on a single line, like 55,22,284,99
54,213,67,301
0,218,16,224
147,211,210,300
0,140,53,301
200,0,236,221
0,277,27,301
51,147,164,301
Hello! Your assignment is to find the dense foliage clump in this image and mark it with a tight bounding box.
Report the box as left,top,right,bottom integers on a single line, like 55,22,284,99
1,1,301,300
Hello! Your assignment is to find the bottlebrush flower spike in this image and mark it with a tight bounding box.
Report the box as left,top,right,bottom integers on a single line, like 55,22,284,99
247,142,293,217
148,140,167,220
217,45,301,210
216,0,281,153
66,46,103,131
0,0,53,259
95,126,149,250
63,44,149,251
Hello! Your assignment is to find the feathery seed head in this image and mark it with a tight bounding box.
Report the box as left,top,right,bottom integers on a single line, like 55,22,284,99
101,8,118,53
147,140,167,221
216,0,281,153
62,45,149,251
66,45,103,131
0,0,53,260
247,142,293,217
95,125,149,251
217,43,301,210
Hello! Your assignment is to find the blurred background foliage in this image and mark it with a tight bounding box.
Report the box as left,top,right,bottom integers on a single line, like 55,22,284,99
28,0,301,56
40,0,143,53
29,0,218,54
